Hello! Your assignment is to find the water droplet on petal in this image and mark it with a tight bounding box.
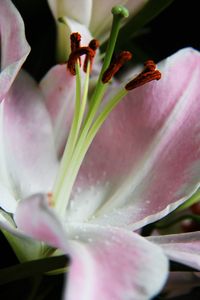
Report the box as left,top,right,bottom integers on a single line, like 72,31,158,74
77,187,82,194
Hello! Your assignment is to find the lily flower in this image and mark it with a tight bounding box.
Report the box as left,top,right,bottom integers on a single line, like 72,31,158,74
1,2,200,299
47,0,148,60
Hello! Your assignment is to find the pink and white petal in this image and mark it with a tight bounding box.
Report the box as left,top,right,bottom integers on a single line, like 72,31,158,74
65,224,168,300
67,48,200,228
48,3,93,60
148,232,200,271
126,0,148,15
40,65,76,156
63,19,101,73
0,182,17,213
15,193,69,250
0,212,43,261
47,0,92,27
65,17,94,46
15,194,168,300
3,70,58,198
90,0,125,41
90,0,146,41
0,0,30,102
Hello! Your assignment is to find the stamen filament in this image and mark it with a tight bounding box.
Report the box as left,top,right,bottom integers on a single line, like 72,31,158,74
86,88,127,145
54,87,127,215
53,62,91,206
77,62,91,134
64,62,82,152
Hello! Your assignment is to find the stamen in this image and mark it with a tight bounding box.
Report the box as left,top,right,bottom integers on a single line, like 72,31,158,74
89,39,100,51
102,51,132,83
70,33,82,67
47,192,53,207
67,34,99,75
83,39,100,72
67,46,94,75
125,60,161,90
70,32,81,52
144,60,157,72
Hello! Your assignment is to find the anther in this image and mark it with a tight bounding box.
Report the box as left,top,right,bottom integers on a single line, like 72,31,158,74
89,39,100,51
84,39,100,73
70,32,81,52
67,47,94,75
102,51,132,83
67,33,99,75
47,192,53,207
125,60,161,90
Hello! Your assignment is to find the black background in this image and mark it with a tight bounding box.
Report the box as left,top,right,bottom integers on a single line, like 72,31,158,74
10,0,200,79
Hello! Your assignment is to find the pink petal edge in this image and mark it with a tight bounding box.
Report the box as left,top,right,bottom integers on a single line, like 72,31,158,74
148,231,200,271
0,0,30,102
3,70,58,198
15,193,168,300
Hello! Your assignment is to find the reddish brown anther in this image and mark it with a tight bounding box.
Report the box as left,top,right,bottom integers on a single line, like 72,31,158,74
102,51,132,83
70,32,81,52
89,39,100,51
47,192,53,207
84,39,100,72
125,60,161,90
67,33,99,75
144,60,157,72
67,46,95,75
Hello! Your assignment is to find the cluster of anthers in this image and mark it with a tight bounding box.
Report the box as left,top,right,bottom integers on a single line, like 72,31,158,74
52,6,162,217
67,33,99,75
67,34,161,90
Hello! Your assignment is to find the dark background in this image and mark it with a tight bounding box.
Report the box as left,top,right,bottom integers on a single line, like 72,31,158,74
10,0,200,80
